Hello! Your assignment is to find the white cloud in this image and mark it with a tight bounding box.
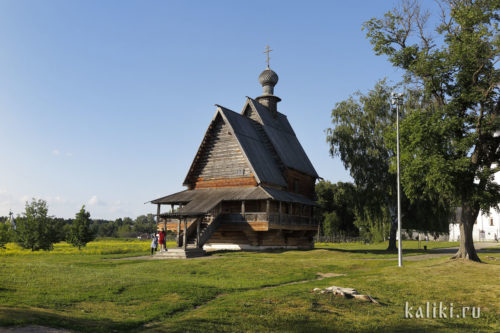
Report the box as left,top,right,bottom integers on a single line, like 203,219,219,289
87,195,99,206
65,152,73,157
52,149,60,156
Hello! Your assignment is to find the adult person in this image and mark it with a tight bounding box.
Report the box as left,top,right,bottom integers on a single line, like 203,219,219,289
159,229,166,251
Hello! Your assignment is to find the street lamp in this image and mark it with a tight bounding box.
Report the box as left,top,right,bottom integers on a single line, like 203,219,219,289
391,92,403,267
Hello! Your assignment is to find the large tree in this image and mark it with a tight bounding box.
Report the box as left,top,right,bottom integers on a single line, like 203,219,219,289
327,80,450,248
16,199,58,251
364,0,500,261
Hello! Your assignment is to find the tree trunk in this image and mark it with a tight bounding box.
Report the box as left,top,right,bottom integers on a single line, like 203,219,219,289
452,204,481,262
387,215,397,251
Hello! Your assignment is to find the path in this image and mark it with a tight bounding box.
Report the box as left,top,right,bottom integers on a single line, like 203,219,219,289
404,242,499,261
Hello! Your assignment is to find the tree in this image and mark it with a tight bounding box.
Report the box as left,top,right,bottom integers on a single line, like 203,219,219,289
0,222,10,248
327,80,401,249
134,214,156,234
16,199,58,251
316,181,359,239
327,81,451,248
68,206,95,250
364,0,500,261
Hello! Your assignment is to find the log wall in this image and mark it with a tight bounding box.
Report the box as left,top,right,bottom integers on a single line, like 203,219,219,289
285,169,316,199
206,225,315,249
190,115,256,189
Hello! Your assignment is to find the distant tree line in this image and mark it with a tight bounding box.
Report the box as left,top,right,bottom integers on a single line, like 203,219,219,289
0,198,157,251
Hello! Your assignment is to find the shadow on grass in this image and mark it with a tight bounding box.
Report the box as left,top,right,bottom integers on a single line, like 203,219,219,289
0,307,144,333
150,316,485,333
199,245,499,259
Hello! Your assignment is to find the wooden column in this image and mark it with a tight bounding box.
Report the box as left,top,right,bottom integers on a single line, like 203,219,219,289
156,204,161,230
171,204,174,213
183,218,188,250
177,218,181,247
196,218,201,248
310,206,314,225
241,201,245,215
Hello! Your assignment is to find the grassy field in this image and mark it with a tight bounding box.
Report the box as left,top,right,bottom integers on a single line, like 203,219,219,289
0,240,498,332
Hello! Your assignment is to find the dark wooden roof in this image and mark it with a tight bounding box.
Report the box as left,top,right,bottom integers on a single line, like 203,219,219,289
218,106,287,187
243,98,319,178
182,98,318,189
151,187,318,214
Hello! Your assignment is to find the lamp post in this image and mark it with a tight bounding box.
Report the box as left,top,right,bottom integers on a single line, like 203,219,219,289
391,92,403,267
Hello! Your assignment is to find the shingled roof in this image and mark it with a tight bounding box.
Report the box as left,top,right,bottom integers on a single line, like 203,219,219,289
182,98,318,189
242,98,319,178
151,186,318,214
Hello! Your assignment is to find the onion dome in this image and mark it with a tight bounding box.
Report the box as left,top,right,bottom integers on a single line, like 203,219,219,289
258,68,279,96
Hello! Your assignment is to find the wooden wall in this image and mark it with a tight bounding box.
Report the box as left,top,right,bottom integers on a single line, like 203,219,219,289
189,115,256,189
285,169,316,199
207,225,315,249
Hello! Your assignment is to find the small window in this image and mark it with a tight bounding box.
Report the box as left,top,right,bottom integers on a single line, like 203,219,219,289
490,218,494,226
236,169,245,176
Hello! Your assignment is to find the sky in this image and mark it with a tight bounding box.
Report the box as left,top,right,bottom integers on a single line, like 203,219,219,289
0,0,440,219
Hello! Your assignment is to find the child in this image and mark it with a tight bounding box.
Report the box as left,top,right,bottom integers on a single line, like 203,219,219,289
151,234,158,255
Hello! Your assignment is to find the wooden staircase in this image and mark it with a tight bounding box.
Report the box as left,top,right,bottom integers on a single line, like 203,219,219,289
155,214,223,259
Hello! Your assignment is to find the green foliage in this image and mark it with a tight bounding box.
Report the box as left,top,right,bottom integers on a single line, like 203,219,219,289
68,206,96,250
0,222,11,248
362,0,500,260
15,199,58,251
116,224,135,238
326,80,450,245
133,214,156,234
363,0,500,212
354,205,391,243
316,181,359,238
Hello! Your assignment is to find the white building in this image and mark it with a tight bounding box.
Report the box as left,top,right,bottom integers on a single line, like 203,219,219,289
449,170,500,242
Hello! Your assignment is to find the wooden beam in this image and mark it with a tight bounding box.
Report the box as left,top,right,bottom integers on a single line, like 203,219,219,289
177,219,181,247
156,204,161,230
196,218,201,248
266,200,270,215
183,218,188,250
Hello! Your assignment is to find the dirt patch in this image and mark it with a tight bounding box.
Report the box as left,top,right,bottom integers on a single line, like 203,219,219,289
316,272,346,278
0,326,71,333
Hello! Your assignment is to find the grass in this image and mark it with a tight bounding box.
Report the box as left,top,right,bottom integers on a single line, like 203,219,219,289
0,239,498,332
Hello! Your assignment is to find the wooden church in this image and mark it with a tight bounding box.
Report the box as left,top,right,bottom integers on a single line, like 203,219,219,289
150,60,319,257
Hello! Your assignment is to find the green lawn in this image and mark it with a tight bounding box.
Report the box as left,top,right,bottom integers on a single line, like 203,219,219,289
0,240,498,332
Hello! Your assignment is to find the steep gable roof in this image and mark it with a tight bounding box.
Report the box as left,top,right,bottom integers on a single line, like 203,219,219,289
183,106,287,187
242,98,319,178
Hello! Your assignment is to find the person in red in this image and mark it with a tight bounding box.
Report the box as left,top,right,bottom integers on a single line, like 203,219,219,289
159,229,166,252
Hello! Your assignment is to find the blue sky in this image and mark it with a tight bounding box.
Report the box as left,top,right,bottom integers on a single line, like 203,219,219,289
0,0,432,219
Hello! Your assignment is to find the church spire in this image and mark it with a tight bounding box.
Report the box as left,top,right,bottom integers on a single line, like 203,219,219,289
256,46,281,116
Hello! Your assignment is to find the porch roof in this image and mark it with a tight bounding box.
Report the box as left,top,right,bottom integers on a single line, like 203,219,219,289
151,186,318,215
